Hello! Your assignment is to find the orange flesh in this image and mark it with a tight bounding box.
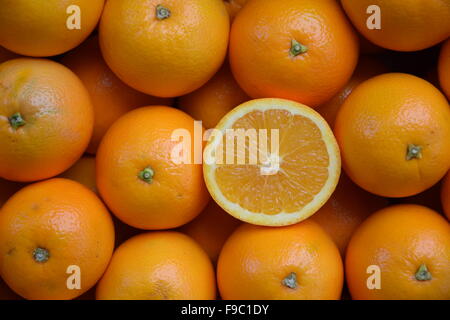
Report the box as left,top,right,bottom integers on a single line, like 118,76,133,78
214,109,329,215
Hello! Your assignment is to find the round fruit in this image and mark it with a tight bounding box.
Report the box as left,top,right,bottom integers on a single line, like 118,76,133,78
229,0,359,107
341,0,450,52
316,56,388,127
335,73,450,198
97,106,209,230
217,221,343,299
442,172,450,220
0,178,115,300
62,37,173,154
223,0,248,20
0,58,94,182
203,98,341,226
179,63,250,129
59,156,97,194
96,232,216,300
99,0,229,97
0,46,18,64
180,200,241,263
438,39,450,100
310,173,387,255
346,204,450,300
0,0,104,56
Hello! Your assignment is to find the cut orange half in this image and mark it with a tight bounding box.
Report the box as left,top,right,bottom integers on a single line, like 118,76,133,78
203,98,341,226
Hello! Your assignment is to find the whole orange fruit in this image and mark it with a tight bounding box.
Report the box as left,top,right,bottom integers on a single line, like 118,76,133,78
229,0,359,107
180,200,241,263
97,106,209,230
179,63,250,129
96,232,216,300
59,156,97,194
62,36,173,154
346,204,450,300
217,221,343,299
316,56,388,127
310,173,388,256
438,39,450,100
0,178,115,300
0,58,94,182
341,0,450,52
223,0,248,20
0,0,104,56
441,172,450,220
99,0,229,97
335,73,450,198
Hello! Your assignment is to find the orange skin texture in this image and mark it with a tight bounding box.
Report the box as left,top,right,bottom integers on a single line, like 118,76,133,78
0,0,105,57
229,0,359,107
59,156,97,194
179,63,250,129
316,56,389,127
346,204,450,300
97,106,209,230
217,221,343,300
341,0,450,52
0,58,94,182
223,0,248,20
438,39,450,100
0,178,115,300
0,46,18,64
62,36,173,154
96,232,216,300
310,173,388,256
180,200,241,263
99,0,230,97
442,172,450,220
0,178,24,209
335,73,450,198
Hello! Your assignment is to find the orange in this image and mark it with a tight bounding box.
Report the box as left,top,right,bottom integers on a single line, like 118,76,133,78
0,46,18,64
0,178,24,209
438,38,450,100
96,232,216,300
346,204,450,300
316,56,388,127
335,73,450,198
59,156,97,194
223,0,248,20
0,0,104,56
0,58,94,182
341,0,450,52
217,221,343,299
179,63,250,129
442,172,450,220
97,106,209,230
0,178,115,300
229,0,359,107
62,36,173,154
180,200,241,263
203,98,341,226
99,0,229,97
310,173,388,256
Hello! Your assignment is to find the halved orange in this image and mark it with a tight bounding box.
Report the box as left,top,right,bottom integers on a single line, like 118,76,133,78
203,98,340,226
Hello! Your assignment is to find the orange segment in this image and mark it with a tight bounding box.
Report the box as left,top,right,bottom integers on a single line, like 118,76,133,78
204,98,340,226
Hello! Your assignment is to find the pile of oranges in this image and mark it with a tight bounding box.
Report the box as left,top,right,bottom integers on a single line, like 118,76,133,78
0,0,449,300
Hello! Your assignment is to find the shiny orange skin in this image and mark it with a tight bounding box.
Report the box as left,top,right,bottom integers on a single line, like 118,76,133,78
0,178,24,209
62,37,173,154
316,56,388,127
442,172,450,220
310,173,388,256
223,0,248,20
335,73,450,198
99,0,230,97
0,0,105,56
0,58,94,182
341,0,450,52
438,39,450,100
346,204,450,300
96,232,216,300
0,46,18,64
180,200,241,263
217,221,343,299
97,106,209,230
229,0,359,107
0,178,115,300
179,63,250,129
59,156,97,194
